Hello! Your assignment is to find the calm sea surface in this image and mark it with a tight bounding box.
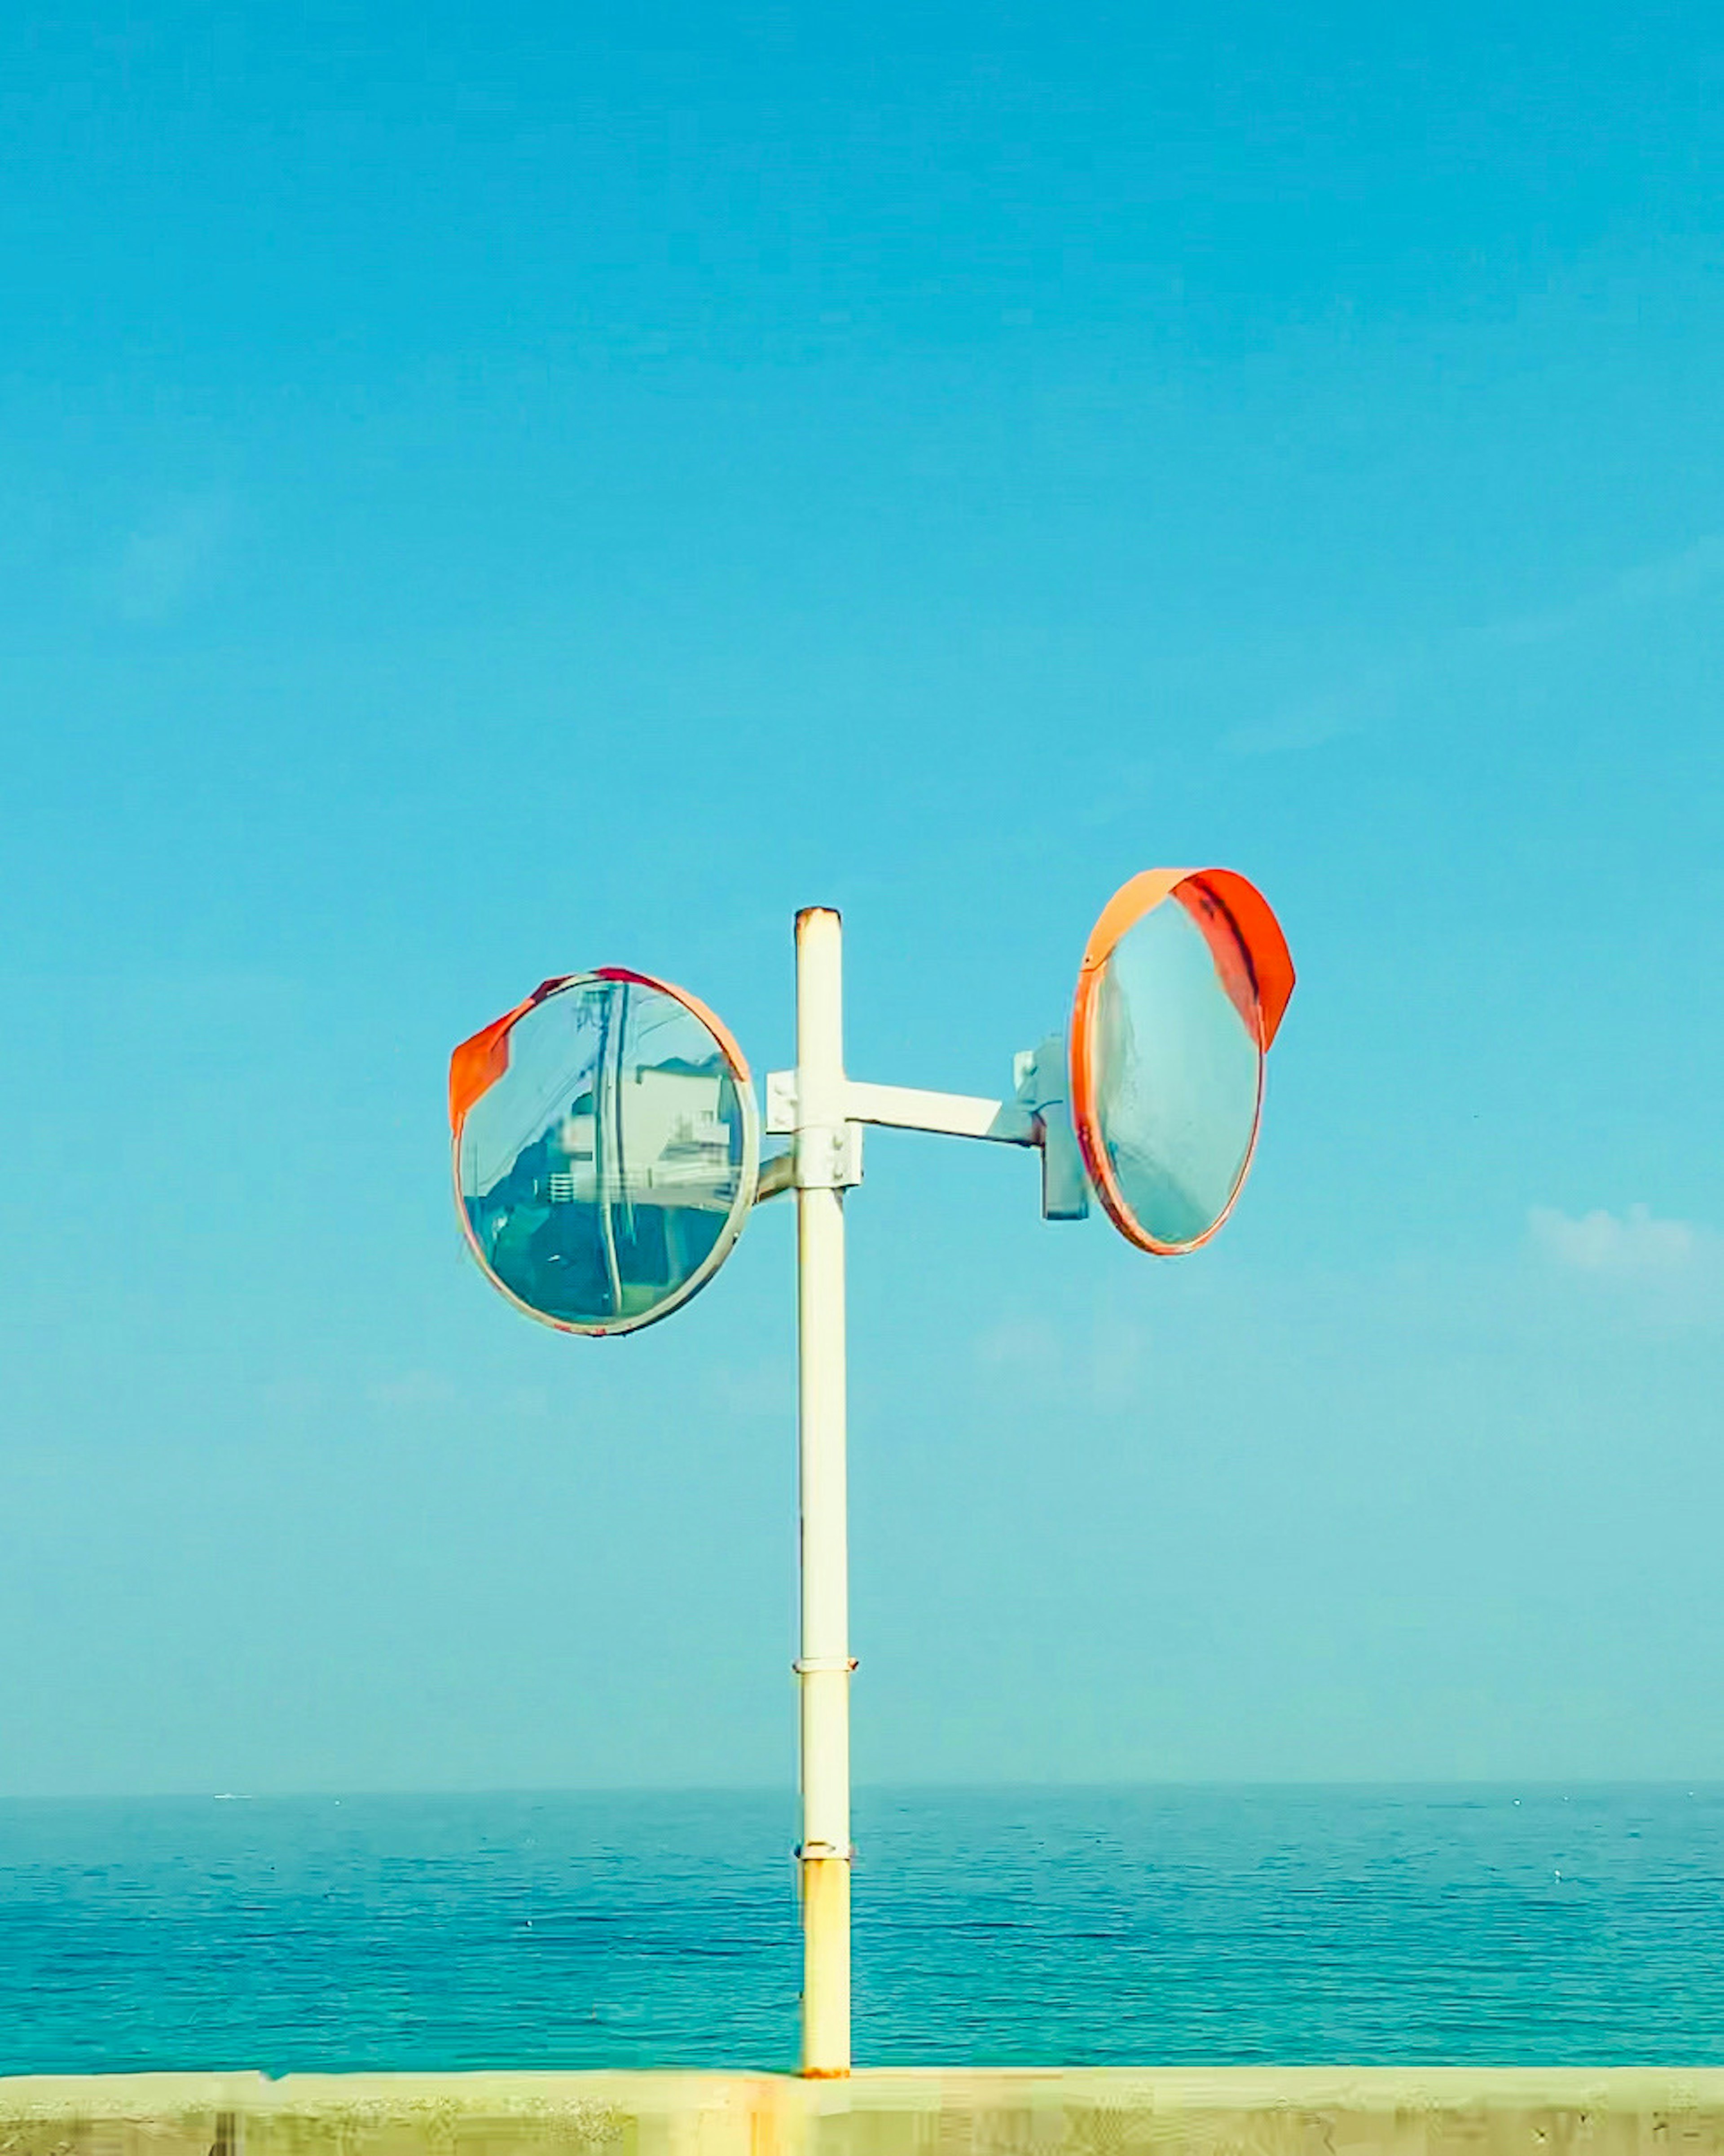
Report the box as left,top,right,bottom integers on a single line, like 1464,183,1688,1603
3,1787,1722,2074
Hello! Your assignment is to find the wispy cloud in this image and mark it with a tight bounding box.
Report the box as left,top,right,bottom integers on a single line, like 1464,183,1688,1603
1614,532,1724,607
115,490,231,621
1527,1204,1724,1324
1529,1202,1707,1275
1491,534,1724,648
1225,531,1724,757
364,1371,551,1418
366,1370,462,1411
973,1314,1062,1375
709,1356,792,1417
973,1307,1153,1406
1223,679,1390,758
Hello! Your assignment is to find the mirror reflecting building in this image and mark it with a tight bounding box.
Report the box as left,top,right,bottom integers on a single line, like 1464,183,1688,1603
454,974,757,1333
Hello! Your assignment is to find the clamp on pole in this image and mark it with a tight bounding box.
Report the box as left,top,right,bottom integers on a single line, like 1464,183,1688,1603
765,1071,864,1190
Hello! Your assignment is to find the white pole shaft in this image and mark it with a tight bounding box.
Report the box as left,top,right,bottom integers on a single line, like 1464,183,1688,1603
793,905,852,2079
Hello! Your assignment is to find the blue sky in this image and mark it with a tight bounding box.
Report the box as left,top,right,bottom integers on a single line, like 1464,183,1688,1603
2,0,1721,1795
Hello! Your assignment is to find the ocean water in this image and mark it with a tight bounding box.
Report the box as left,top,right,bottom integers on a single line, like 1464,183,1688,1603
2,1786,1722,2075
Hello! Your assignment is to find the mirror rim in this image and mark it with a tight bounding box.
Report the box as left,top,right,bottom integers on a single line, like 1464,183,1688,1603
1068,868,1293,1257
449,967,761,1337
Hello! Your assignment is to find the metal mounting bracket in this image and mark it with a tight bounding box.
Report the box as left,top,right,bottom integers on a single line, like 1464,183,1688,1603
1013,1034,1090,1220
763,1044,1089,1214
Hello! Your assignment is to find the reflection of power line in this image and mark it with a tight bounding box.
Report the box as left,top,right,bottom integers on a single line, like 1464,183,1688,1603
594,980,625,1315
632,1003,683,1045
613,980,641,1239
511,1001,603,1142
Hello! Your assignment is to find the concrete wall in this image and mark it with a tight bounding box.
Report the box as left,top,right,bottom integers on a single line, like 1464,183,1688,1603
4,2072,1724,2156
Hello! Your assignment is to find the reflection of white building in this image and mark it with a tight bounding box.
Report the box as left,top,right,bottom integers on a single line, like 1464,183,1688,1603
551,1062,734,1210
623,1062,733,1195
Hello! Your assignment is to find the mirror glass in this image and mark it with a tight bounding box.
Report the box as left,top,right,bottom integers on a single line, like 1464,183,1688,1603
457,976,752,1331
1087,885,1262,1249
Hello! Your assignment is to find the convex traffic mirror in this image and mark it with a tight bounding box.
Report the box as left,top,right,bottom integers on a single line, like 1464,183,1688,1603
1070,869,1295,1254
450,969,760,1335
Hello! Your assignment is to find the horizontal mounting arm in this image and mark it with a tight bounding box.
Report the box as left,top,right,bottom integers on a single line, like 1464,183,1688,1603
765,1071,1038,1148
842,1080,1038,1145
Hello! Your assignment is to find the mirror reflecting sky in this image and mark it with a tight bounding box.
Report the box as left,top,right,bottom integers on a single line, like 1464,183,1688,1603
1089,891,1262,1250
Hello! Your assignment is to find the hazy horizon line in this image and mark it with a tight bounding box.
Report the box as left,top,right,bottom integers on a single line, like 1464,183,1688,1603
5,1777,1721,1804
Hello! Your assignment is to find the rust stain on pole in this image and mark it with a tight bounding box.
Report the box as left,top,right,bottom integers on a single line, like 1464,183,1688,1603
799,1857,851,2078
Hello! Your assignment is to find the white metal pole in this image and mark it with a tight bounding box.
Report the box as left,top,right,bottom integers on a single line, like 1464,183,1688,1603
792,905,853,2078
